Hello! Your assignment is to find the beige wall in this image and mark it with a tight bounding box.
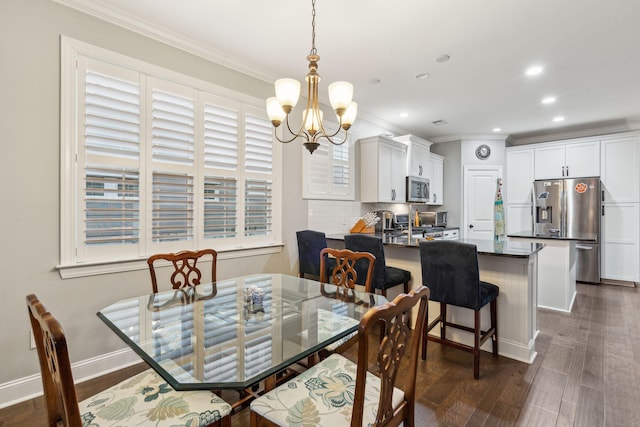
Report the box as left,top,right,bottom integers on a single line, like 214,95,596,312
0,0,291,391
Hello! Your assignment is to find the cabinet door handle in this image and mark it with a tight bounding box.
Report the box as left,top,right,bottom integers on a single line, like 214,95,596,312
567,166,569,176
602,205,605,216
392,189,395,200
601,190,604,202
433,193,437,203
419,165,423,176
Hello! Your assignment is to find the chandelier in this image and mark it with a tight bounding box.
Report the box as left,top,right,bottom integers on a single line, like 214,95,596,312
265,0,357,154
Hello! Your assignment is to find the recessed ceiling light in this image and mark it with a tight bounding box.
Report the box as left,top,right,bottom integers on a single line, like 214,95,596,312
415,73,430,80
435,54,450,63
553,116,565,122
525,66,543,76
399,112,409,118
542,96,556,104
492,127,502,132
432,119,447,126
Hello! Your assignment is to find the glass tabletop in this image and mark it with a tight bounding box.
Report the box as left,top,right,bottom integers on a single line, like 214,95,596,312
97,274,387,391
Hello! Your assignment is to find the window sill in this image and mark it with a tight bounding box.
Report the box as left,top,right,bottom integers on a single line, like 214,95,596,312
57,243,284,279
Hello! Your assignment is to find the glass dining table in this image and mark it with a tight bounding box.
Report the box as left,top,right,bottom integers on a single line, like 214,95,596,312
97,273,387,397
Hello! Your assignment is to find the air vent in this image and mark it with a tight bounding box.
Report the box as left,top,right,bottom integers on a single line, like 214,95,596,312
432,119,447,126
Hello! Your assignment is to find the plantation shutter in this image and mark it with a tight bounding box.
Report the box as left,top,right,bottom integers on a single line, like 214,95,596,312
149,81,195,243
80,59,142,260
301,126,355,200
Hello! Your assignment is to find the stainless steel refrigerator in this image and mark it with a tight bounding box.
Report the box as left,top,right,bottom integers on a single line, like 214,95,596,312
533,177,601,283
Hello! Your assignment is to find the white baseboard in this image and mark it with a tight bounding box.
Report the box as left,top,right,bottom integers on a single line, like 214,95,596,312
0,348,140,409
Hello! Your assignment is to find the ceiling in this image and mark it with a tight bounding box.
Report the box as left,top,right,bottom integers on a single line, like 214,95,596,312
59,0,640,143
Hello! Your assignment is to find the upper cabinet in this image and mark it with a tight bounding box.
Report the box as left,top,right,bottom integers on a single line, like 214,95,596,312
506,147,535,204
534,140,600,179
505,147,535,234
601,135,640,203
428,153,444,205
360,136,407,203
394,135,432,178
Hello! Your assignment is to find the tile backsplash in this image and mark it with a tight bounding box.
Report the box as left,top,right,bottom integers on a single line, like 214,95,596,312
308,200,362,234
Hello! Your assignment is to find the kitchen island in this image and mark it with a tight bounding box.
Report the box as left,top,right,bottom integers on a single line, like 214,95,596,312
508,231,598,313
327,233,543,364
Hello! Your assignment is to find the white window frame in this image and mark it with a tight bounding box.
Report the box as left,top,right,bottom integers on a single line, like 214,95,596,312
301,124,356,200
59,36,282,278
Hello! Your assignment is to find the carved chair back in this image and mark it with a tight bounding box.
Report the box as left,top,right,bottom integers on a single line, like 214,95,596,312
147,249,217,293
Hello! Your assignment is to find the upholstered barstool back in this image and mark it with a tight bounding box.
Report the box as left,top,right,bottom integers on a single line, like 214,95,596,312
419,240,499,379
296,230,330,278
344,234,411,295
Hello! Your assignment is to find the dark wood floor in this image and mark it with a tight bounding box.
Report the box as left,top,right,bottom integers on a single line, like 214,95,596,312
2,282,638,426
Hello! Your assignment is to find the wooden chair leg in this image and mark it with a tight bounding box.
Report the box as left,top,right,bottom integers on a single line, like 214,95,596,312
491,299,498,356
440,303,447,340
473,309,481,379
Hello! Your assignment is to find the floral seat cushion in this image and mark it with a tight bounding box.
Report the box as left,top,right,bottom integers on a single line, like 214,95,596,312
250,353,404,425
78,368,232,427
316,308,359,351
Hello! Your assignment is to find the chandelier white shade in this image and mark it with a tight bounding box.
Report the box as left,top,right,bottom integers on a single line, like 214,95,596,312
265,0,357,154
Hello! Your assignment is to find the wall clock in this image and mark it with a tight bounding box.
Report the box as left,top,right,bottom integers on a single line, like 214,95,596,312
475,144,491,160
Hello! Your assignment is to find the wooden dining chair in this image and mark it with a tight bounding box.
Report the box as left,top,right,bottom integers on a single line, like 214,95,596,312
250,285,430,427
147,249,217,293
316,248,376,357
26,294,232,427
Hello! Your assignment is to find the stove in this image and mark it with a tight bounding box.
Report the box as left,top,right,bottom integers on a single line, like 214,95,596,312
395,214,447,238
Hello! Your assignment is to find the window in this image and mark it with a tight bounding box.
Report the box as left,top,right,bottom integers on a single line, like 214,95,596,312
60,37,281,275
301,125,355,200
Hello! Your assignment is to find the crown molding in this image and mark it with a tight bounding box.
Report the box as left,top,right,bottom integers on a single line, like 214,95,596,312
508,117,640,145
53,0,274,83
429,134,507,144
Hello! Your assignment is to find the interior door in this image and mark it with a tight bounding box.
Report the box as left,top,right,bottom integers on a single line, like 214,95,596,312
464,166,502,240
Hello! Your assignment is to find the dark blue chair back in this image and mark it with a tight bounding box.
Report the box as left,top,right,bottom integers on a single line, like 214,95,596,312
344,234,388,292
296,230,328,277
419,240,483,310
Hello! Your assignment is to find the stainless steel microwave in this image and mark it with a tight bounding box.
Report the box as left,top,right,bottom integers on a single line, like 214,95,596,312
406,176,430,203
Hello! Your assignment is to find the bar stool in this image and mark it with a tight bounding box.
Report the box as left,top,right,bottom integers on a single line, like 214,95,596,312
419,240,499,379
296,229,335,279
344,234,411,296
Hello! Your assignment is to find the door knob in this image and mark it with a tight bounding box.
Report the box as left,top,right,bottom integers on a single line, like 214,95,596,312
469,224,474,229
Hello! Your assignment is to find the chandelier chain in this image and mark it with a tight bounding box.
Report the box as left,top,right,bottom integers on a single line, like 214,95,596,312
310,0,317,56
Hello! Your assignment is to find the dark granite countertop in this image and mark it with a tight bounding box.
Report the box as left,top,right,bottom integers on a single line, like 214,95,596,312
326,233,544,258
508,231,598,242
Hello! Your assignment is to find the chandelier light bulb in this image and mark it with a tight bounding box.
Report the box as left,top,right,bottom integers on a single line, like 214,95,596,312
341,102,357,129
328,81,354,115
266,97,286,126
274,78,301,112
303,109,323,134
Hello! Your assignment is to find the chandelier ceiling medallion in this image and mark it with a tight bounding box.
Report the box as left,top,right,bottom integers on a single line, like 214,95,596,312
266,0,357,154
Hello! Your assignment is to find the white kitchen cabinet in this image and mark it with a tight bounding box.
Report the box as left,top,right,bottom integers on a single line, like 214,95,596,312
505,147,534,233
428,153,444,205
534,139,600,179
601,135,640,203
394,135,432,178
506,204,533,234
600,133,640,282
601,203,639,282
360,136,407,203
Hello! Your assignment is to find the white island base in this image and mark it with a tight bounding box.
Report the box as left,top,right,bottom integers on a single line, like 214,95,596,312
509,236,577,313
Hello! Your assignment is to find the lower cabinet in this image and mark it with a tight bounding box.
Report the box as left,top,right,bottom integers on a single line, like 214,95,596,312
601,203,639,282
